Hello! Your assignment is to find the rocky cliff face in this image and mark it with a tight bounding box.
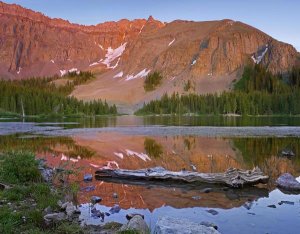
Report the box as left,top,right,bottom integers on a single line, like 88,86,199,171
0,1,297,80
122,19,297,80
0,1,147,78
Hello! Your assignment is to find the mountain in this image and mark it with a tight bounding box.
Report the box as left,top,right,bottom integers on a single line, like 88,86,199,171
0,1,299,113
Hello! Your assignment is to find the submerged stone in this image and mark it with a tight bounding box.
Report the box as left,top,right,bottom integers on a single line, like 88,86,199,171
278,201,295,205
206,209,219,215
84,174,93,182
80,185,95,192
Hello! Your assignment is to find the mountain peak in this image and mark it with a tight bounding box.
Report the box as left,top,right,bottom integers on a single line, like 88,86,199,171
147,15,155,21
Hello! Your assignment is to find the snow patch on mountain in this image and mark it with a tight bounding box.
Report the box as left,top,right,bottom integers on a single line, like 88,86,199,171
139,25,145,34
17,67,22,74
110,58,120,69
125,68,151,81
50,60,55,64
89,62,100,67
114,152,124,159
102,43,127,69
252,45,269,64
60,68,80,77
114,71,123,78
168,38,175,46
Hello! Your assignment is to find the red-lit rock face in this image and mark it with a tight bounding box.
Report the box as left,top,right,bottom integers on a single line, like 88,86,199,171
0,1,297,80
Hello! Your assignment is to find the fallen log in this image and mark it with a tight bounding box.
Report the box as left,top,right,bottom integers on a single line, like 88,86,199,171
95,166,269,188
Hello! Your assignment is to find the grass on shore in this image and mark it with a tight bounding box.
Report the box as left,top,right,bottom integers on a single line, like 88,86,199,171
0,151,83,234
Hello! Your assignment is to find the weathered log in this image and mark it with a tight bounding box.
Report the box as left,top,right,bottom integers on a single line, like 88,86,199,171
95,167,269,188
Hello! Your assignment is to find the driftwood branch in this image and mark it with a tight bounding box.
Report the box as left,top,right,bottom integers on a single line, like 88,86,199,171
95,167,269,188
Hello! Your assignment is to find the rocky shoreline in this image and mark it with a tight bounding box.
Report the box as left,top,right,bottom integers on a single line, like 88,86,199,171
36,160,222,233
2,153,300,233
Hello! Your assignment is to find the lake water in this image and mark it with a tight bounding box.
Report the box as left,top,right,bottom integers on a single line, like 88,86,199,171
1,115,300,234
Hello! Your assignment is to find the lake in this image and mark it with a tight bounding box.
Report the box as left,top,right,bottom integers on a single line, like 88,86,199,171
1,115,300,234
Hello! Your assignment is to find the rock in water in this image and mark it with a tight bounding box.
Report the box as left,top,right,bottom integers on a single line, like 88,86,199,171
91,207,104,221
84,174,93,182
91,196,102,204
278,201,295,205
120,215,149,234
280,149,295,158
126,213,145,221
206,209,219,215
154,216,220,234
276,173,300,191
65,202,76,216
200,221,218,230
109,204,121,214
80,185,95,192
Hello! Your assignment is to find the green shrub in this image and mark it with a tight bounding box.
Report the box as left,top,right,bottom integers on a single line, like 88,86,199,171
144,72,163,91
0,206,22,234
0,151,42,184
1,185,31,201
31,183,60,209
56,222,84,234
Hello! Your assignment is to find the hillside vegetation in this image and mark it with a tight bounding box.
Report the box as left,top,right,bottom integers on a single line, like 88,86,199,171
0,72,117,117
144,72,163,92
136,65,300,115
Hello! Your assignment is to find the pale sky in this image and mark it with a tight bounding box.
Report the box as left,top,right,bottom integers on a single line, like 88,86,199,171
3,0,299,51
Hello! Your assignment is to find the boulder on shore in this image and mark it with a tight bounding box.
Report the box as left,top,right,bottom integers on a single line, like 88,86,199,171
120,215,149,234
154,216,220,234
276,173,300,191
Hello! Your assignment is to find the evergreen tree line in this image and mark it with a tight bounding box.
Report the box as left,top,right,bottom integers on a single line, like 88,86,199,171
136,65,300,115
234,65,300,93
0,72,117,116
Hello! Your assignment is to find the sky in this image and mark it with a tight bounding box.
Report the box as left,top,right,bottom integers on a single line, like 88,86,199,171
2,0,300,51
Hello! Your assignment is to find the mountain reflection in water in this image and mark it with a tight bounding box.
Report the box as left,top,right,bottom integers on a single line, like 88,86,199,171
1,117,300,233
1,132,298,208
